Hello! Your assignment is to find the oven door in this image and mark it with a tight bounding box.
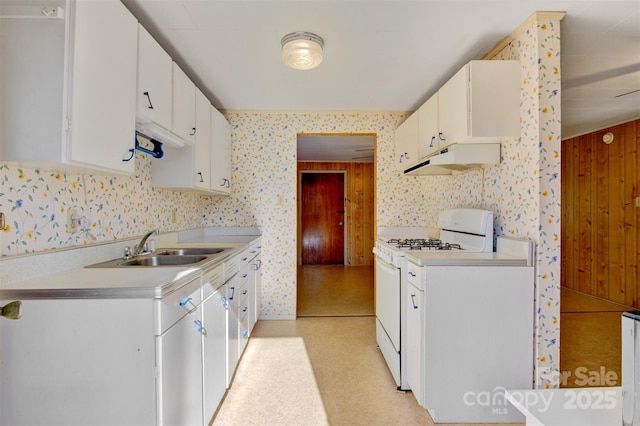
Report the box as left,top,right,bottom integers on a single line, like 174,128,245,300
375,255,401,353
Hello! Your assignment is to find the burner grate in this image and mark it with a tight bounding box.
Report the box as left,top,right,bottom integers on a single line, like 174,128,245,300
386,238,463,251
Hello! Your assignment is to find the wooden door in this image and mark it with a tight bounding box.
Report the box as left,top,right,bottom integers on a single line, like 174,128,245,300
301,172,345,264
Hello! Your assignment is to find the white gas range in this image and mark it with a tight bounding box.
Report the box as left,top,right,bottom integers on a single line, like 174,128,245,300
373,208,534,423
372,209,532,391
373,209,496,391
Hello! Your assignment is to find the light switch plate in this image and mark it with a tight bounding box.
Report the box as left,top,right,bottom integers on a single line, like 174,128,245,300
636,196,640,208
0,212,5,230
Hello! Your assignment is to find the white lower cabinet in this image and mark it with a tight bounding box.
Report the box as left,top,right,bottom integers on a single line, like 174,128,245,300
202,267,227,423
157,288,204,426
406,277,424,407
0,241,263,425
249,250,262,332
0,297,156,425
225,272,241,387
404,259,533,423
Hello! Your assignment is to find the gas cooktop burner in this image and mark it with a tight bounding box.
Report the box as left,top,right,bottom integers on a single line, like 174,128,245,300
386,238,464,251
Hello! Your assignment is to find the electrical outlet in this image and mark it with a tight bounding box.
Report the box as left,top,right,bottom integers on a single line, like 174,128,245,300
171,209,177,224
0,212,5,230
636,197,640,208
67,209,78,233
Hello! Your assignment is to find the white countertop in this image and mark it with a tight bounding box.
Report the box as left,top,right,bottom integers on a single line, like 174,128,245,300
505,387,622,425
405,251,529,266
0,233,261,299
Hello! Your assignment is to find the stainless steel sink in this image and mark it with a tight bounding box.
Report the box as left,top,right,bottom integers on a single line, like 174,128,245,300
155,248,228,256
86,255,208,268
120,255,207,266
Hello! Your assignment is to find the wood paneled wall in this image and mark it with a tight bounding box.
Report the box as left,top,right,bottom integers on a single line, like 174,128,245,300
561,119,640,308
297,162,375,265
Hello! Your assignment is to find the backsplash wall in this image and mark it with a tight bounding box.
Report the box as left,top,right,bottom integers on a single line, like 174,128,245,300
0,154,207,256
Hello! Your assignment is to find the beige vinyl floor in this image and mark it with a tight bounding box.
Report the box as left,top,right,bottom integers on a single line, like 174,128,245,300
227,265,521,425
559,287,629,388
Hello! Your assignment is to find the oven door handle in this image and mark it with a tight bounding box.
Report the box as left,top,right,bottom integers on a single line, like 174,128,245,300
410,294,418,309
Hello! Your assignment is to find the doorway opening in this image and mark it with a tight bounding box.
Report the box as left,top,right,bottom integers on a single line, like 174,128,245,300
296,133,376,317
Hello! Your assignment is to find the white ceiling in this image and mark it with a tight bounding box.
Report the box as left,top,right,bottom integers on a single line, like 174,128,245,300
122,0,640,158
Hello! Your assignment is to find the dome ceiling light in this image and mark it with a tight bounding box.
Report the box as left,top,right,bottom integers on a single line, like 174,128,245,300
281,32,324,70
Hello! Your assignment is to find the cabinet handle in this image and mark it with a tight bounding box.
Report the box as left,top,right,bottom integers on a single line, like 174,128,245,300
242,330,249,339
229,287,235,300
193,319,207,335
197,172,204,182
143,91,154,110
220,295,228,309
0,301,22,320
408,272,416,277
438,132,445,141
253,260,262,270
190,127,196,136
242,307,248,313
221,178,230,188
242,289,248,295
429,136,436,148
179,297,195,309
411,294,418,309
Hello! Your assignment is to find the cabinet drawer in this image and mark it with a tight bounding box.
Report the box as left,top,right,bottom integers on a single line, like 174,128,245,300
407,261,423,290
224,256,239,282
238,248,259,270
155,278,201,335
202,265,224,300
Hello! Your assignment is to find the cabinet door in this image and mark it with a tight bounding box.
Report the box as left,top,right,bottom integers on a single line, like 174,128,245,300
194,89,212,190
249,252,262,332
417,93,440,159
437,64,468,149
68,0,137,174
394,112,419,171
0,1,136,175
157,305,204,426
211,107,232,195
137,24,172,129
0,298,156,425
406,281,424,407
203,287,227,423
226,274,240,387
172,62,196,143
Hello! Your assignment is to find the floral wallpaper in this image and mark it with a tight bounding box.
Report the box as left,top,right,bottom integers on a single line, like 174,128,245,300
1,13,563,389
0,154,207,255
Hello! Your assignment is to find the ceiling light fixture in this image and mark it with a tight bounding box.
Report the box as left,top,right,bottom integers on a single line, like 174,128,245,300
281,32,324,70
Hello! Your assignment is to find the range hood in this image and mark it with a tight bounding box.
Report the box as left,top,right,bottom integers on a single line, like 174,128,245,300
404,143,501,176
135,121,191,148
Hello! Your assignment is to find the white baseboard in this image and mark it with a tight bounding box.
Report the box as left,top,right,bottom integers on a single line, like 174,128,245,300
258,315,297,320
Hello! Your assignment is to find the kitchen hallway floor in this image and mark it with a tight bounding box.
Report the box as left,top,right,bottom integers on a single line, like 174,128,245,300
560,287,629,388
297,265,374,317
213,265,523,426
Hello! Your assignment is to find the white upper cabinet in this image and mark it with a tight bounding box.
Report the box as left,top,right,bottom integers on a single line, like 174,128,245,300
194,89,213,191
417,93,440,159
210,107,232,195
151,88,211,192
136,24,172,131
0,0,138,175
172,62,196,143
394,112,419,172
438,60,520,149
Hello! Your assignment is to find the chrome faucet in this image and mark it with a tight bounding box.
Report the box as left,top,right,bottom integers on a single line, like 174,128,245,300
134,229,159,256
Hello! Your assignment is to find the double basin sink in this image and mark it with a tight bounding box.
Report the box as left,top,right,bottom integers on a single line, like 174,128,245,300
86,247,229,268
